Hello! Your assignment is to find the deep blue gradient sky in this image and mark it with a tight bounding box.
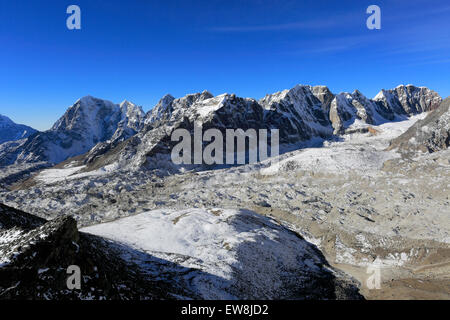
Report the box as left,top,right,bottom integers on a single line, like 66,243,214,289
1,0,449,130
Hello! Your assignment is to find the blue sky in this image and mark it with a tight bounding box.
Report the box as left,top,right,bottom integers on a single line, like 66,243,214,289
0,0,449,130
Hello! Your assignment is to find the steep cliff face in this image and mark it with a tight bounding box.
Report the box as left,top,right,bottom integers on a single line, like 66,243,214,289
311,85,335,114
83,100,145,164
388,97,450,155
329,85,441,134
373,85,441,116
260,85,333,143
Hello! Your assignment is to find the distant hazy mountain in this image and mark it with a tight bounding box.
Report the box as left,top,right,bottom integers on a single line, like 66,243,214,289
0,114,37,144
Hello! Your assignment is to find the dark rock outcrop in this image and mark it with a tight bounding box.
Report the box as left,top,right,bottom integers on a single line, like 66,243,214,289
0,203,170,299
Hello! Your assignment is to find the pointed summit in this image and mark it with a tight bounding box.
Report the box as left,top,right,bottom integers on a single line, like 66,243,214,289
0,96,146,166
161,94,175,105
120,99,133,107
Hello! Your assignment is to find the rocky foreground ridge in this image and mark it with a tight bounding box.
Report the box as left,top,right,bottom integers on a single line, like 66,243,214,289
0,203,363,300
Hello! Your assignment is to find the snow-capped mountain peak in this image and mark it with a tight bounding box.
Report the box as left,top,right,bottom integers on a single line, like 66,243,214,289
0,84,443,170
373,85,441,115
0,96,146,166
144,94,175,125
51,96,118,133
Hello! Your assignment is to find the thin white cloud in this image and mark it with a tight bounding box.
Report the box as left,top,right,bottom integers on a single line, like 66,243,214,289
210,4,450,33
209,13,357,32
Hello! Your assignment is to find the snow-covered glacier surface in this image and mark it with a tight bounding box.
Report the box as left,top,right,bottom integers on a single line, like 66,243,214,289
82,208,359,299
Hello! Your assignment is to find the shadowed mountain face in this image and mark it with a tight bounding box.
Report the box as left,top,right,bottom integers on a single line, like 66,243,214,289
0,115,37,145
388,97,450,155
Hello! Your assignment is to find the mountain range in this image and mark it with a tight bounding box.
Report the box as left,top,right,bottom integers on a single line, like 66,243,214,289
0,84,443,171
0,85,449,300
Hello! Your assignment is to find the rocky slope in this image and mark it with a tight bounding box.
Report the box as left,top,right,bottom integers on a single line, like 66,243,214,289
330,85,441,134
0,203,363,300
0,96,145,167
388,97,450,155
374,85,442,116
0,203,169,299
3,111,447,299
0,115,37,144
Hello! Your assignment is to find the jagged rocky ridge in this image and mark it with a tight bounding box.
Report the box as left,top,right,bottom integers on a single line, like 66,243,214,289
0,203,363,300
0,203,175,299
83,84,441,172
0,115,37,144
0,84,441,174
0,96,144,167
388,96,450,155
